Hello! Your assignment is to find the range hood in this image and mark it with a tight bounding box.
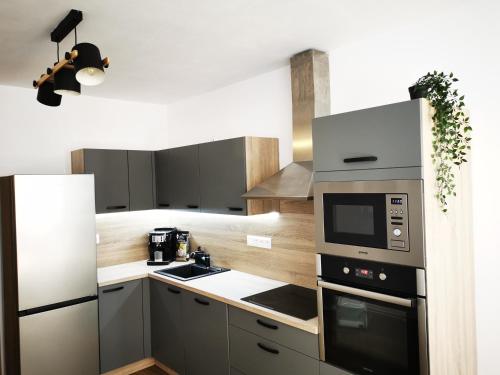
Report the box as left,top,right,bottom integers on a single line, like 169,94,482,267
242,49,330,200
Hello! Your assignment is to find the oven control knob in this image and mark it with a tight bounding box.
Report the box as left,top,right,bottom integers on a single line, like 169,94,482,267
343,267,350,275
393,228,402,237
379,273,387,281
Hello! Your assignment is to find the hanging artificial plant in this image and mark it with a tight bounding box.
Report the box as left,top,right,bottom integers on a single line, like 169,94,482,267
410,71,472,212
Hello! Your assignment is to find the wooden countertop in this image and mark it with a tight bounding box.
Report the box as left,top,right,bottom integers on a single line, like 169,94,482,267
98,260,319,335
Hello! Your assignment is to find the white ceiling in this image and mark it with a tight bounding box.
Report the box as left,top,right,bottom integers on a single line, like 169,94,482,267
0,0,454,104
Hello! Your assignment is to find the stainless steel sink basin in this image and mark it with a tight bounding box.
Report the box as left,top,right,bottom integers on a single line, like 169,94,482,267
155,263,230,281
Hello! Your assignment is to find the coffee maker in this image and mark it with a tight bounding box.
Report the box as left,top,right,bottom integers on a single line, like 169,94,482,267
147,227,177,265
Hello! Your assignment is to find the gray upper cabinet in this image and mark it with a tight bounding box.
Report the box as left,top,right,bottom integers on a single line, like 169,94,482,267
98,280,145,373
150,280,185,374
155,145,200,212
313,100,423,173
167,145,200,212
182,291,230,375
71,149,156,213
155,149,171,209
128,150,155,211
199,138,247,215
75,149,130,213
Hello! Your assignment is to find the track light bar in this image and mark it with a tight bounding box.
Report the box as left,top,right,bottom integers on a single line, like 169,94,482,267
51,10,83,43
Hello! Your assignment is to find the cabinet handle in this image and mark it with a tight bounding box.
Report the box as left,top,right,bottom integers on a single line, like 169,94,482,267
106,205,127,210
187,205,199,209
227,207,243,212
257,343,279,355
158,203,170,208
167,287,180,295
256,319,278,330
194,297,210,306
343,156,378,163
102,286,124,294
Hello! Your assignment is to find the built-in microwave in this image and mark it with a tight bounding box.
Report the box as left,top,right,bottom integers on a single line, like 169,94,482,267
314,180,425,268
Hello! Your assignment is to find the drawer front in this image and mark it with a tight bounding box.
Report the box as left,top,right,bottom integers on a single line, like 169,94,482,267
231,367,247,375
228,306,319,358
229,325,319,375
313,100,423,173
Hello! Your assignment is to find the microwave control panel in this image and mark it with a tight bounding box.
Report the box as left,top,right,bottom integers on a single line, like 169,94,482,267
386,194,409,252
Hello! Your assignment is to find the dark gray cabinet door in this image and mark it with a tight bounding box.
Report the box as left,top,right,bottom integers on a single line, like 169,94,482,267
83,149,129,213
155,149,171,209
128,151,155,211
199,138,247,215
98,280,144,373
167,145,200,212
182,291,230,375
150,280,185,375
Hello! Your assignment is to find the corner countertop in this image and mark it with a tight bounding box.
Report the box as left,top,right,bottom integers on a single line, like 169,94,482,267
97,260,319,335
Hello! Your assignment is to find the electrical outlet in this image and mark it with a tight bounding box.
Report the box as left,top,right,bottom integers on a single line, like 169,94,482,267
247,235,272,249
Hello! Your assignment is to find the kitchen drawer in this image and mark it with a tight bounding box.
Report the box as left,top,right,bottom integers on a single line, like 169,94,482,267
228,306,319,359
313,100,423,173
229,325,319,375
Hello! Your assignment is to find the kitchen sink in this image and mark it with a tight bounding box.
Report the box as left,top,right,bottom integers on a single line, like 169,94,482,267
155,263,230,281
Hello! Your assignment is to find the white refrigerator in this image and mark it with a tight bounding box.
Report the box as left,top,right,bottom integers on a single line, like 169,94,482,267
0,175,99,375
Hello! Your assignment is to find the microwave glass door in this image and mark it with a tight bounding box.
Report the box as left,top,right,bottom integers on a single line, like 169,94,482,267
322,287,419,375
323,193,387,249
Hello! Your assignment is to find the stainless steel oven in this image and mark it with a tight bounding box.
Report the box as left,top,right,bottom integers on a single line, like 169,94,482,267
314,180,425,268
317,254,428,375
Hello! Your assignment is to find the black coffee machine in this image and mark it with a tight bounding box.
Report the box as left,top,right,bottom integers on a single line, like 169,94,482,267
147,227,177,265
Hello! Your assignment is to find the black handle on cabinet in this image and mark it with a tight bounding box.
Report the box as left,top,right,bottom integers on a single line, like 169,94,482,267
167,287,181,295
343,156,378,163
227,207,244,212
256,319,278,330
257,343,279,355
187,205,199,209
194,297,210,306
102,286,124,294
158,203,170,208
106,205,127,210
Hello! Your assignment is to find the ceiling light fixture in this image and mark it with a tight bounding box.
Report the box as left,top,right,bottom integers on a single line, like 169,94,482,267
32,9,110,106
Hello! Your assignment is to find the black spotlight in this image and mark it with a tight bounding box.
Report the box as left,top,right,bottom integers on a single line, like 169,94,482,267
37,81,62,107
54,66,81,96
72,43,105,86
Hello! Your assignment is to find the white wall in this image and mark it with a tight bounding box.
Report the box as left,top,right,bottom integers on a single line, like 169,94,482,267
0,85,168,176
164,2,500,373
166,66,293,168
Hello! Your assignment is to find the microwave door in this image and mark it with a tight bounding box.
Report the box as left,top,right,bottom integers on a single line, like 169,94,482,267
319,281,421,375
323,193,388,249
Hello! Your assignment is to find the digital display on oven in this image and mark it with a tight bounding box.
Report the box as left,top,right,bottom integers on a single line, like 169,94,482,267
355,268,374,279
391,198,403,205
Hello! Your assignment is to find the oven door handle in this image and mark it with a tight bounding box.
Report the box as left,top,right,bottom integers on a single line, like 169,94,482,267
318,280,414,308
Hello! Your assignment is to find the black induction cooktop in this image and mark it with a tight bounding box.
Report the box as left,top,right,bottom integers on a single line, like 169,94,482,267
241,284,317,321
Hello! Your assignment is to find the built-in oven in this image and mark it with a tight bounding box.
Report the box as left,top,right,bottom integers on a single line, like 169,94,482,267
314,180,425,268
317,254,428,375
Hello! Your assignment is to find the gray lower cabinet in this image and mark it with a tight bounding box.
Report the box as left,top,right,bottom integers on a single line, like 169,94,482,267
98,280,145,373
228,306,319,359
199,138,247,215
313,99,423,174
182,291,230,375
229,325,319,375
150,280,185,375
80,149,130,214
128,150,155,211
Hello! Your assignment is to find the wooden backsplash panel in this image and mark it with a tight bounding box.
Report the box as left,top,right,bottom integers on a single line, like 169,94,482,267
96,208,317,288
